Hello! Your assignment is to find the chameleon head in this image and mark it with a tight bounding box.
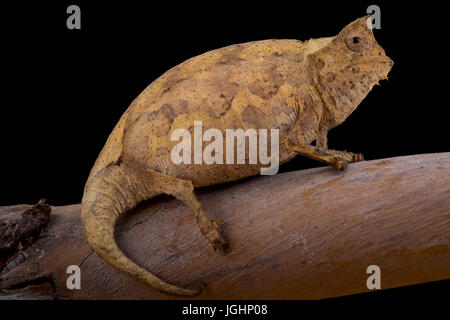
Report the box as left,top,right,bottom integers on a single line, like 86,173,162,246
306,16,394,128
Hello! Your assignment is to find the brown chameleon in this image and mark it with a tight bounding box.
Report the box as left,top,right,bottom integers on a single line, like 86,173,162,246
81,16,393,296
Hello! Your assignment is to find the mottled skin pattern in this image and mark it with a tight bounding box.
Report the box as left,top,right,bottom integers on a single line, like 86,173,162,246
81,17,393,296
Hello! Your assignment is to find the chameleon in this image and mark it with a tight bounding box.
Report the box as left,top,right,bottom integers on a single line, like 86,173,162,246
81,16,393,296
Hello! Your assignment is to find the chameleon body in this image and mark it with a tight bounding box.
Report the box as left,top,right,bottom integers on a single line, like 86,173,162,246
81,17,393,295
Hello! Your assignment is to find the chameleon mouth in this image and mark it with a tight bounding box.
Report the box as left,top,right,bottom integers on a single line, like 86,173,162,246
359,56,393,66
361,56,393,80
379,57,394,80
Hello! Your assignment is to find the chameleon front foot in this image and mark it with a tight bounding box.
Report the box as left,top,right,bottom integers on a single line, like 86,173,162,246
284,140,364,170
330,157,349,170
328,149,364,163
329,151,364,170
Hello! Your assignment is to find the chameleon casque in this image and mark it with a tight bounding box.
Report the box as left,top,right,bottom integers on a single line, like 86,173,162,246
81,17,393,296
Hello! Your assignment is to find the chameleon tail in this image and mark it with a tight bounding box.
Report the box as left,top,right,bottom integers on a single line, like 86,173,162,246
81,162,200,296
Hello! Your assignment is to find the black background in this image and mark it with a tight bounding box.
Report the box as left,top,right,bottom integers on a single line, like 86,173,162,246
0,0,448,306
1,1,448,205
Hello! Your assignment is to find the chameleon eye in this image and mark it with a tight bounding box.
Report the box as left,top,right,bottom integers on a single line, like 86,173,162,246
345,33,368,52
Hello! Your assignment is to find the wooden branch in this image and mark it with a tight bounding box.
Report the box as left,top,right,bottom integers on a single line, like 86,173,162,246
0,153,449,300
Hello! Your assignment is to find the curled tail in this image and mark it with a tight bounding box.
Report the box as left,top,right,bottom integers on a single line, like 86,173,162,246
81,163,199,296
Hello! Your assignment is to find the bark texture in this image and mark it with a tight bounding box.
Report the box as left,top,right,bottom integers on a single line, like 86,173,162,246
0,153,449,299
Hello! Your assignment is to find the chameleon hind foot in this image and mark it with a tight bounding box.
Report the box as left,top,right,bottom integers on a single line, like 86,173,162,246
149,172,227,251
197,213,227,252
176,184,227,252
136,167,228,253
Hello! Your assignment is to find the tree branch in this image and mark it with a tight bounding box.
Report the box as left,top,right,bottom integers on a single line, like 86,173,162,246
1,153,449,299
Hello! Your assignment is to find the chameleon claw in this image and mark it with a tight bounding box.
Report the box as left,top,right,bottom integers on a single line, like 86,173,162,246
352,153,364,162
212,235,228,252
331,157,348,171
209,227,228,252
212,219,223,229
201,218,228,252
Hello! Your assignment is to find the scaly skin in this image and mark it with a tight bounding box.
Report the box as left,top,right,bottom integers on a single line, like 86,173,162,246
81,16,393,296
